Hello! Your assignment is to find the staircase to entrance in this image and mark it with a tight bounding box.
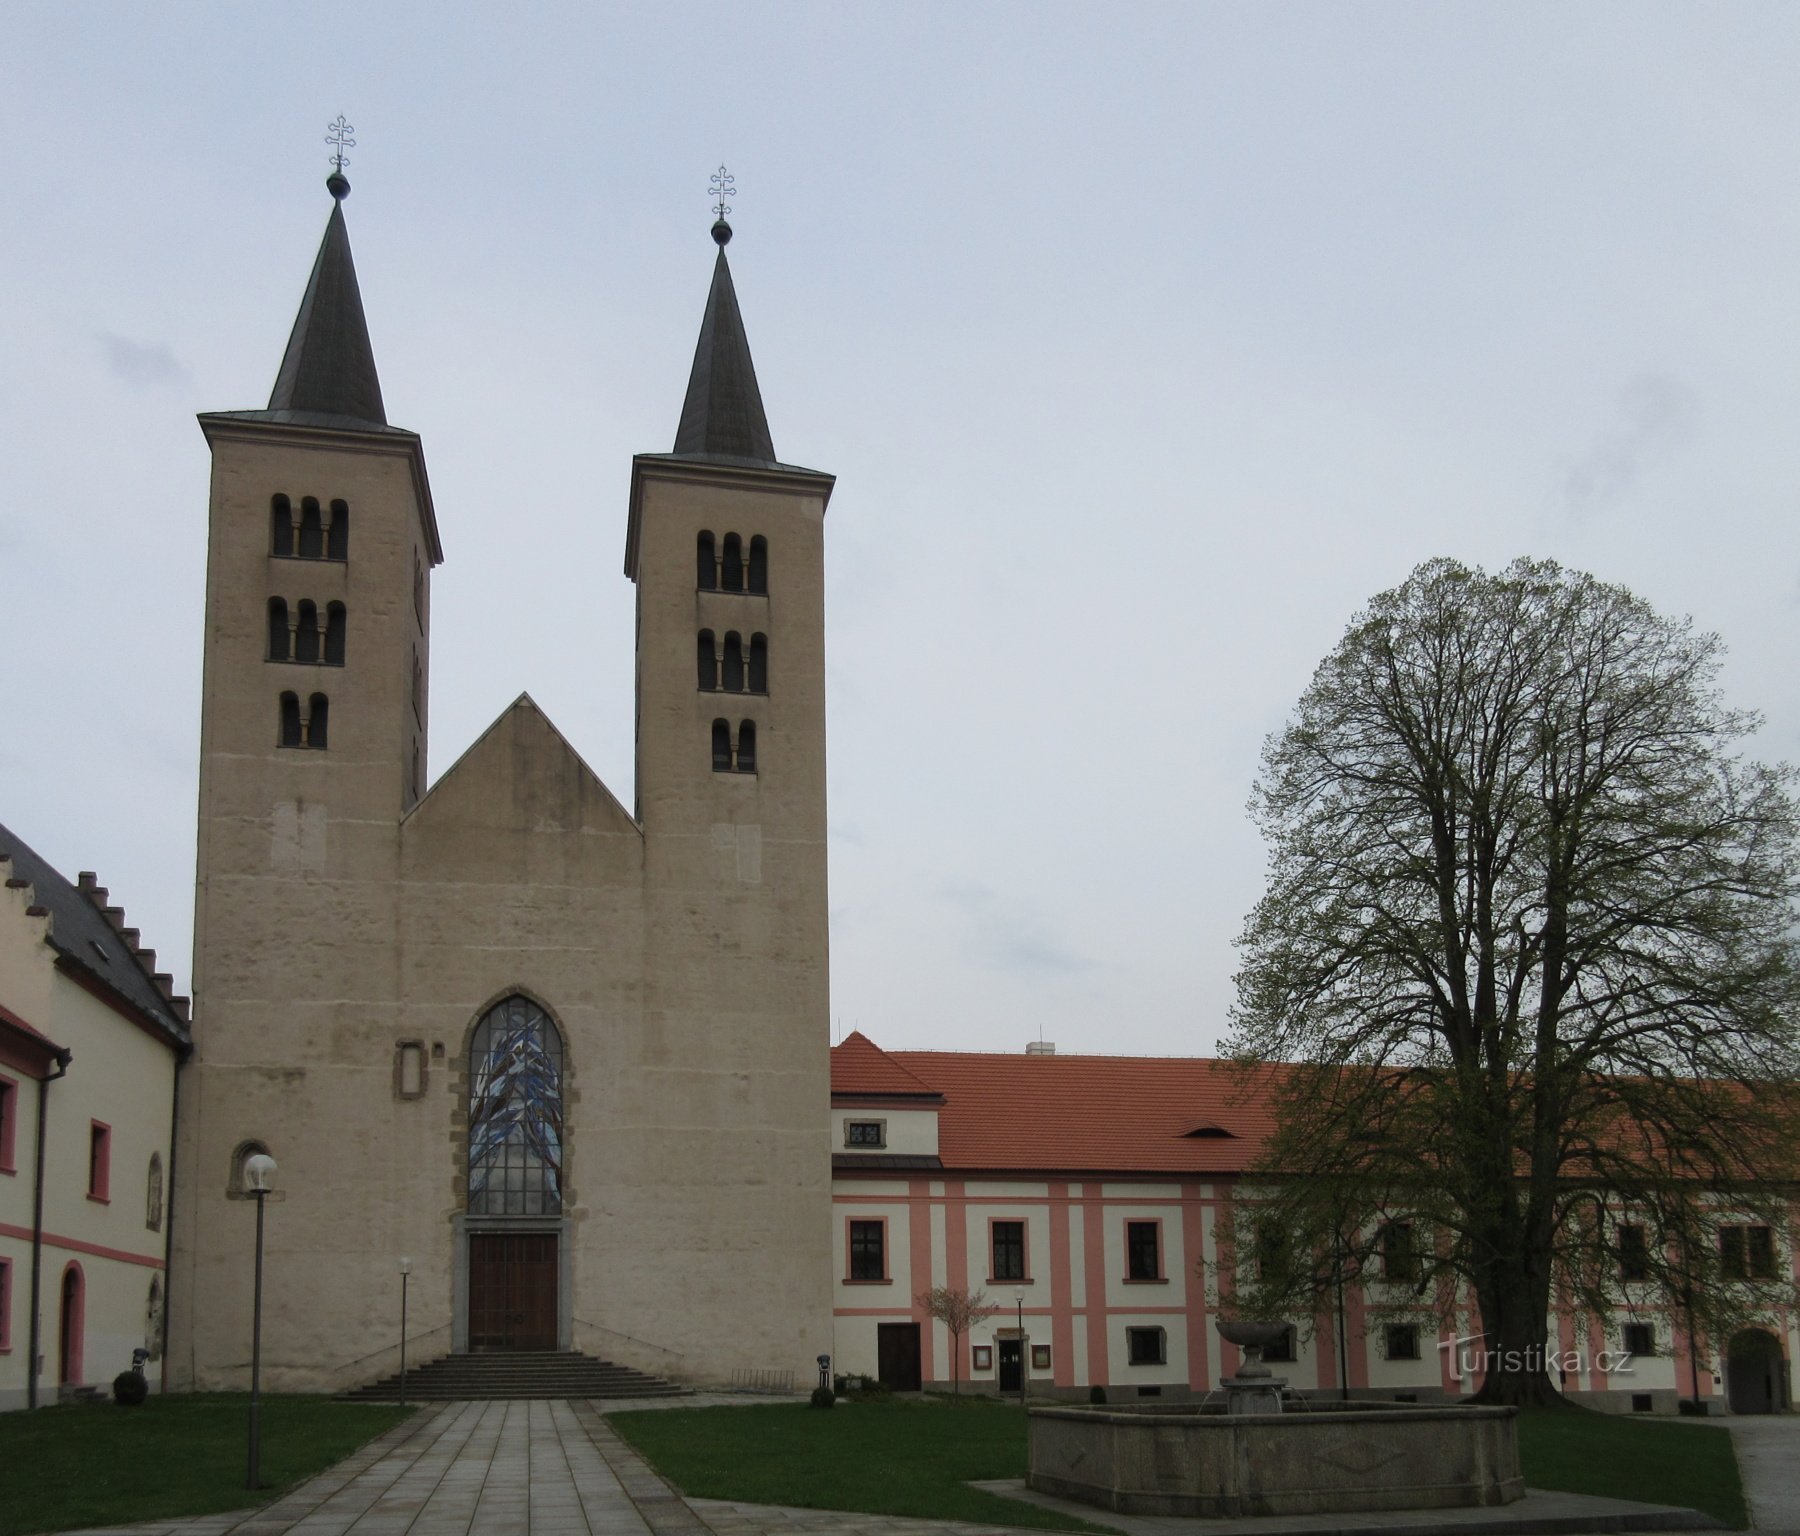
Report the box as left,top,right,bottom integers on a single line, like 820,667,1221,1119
341,1349,688,1402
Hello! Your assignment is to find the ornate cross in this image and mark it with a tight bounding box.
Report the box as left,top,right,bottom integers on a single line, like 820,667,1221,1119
710,165,735,221
325,115,356,175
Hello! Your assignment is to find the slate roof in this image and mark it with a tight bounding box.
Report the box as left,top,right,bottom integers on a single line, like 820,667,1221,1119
674,247,777,464
0,820,191,1049
266,196,388,428
829,1036,1276,1176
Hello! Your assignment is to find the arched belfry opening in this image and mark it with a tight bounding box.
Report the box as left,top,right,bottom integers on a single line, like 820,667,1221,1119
456,994,570,1353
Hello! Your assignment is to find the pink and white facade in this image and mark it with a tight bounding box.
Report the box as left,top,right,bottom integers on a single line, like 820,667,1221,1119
828,1033,1796,1415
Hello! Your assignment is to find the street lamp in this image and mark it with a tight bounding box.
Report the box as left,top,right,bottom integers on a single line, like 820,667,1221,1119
398,1258,413,1408
243,1153,277,1491
1014,1286,1026,1408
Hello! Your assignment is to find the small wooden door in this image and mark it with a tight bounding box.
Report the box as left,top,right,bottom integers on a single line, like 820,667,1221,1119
878,1322,922,1391
998,1338,1022,1393
468,1232,558,1350
1726,1329,1784,1415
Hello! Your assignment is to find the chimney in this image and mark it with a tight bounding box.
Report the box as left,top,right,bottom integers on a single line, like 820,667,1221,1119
1025,1041,1056,1056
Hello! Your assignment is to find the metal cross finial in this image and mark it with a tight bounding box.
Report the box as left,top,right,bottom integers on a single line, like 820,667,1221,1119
325,115,356,175
710,165,735,221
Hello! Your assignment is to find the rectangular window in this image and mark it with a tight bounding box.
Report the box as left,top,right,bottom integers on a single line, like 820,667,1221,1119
1721,1225,1778,1281
1126,1326,1165,1366
1263,1325,1297,1363
395,1041,426,1099
1380,1222,1417,1284
0,1075,16,1174
1126,1220,1161,1281
848,1220,886,1282
1385,1323,1420,1360
0,1256,10,1351
1619,1224,1650,1282
992,1220,1026,1281
844,1120,884,1148
1622,1322,1656,1357
87,1121,111,1202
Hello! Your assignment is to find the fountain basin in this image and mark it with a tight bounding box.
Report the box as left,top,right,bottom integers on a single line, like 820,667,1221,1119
1027,1402,1523,1518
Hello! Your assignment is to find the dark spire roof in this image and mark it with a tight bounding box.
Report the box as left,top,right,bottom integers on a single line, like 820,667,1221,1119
267,182,387,427
673,237,776,464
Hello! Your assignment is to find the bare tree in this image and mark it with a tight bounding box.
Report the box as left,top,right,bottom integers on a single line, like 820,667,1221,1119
915,1285,1001,1395
1227,557,1800,1407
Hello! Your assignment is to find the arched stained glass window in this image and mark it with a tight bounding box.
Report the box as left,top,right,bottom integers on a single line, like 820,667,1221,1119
468,996,564,1216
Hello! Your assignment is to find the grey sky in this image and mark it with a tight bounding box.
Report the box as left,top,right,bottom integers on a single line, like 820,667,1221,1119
5,3,1798,1056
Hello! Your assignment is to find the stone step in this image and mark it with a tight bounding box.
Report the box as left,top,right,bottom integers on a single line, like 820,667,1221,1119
341,1349,689,1402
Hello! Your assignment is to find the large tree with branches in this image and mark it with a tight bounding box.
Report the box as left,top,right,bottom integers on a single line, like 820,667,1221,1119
1227,557,1800,1406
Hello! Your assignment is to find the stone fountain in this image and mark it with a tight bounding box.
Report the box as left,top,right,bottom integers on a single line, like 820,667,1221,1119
1214,1317,1290,1414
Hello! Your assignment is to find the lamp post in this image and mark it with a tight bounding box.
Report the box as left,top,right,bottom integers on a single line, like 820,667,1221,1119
1014,1286,1026,1408
398,1258,412,1408
243,1153,277,1491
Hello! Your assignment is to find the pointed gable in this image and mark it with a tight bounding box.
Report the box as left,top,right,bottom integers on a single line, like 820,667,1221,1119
673,244,776,464
267,193,387,427
831,1030,944,1101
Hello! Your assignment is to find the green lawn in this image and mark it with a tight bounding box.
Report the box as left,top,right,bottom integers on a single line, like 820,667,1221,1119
613,1398,1750,1533
1517,1409,1748,1530
0,1394,414,1536
610,1397,1115,1532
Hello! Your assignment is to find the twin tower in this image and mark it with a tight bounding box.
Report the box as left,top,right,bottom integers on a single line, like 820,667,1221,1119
168,179,835,1390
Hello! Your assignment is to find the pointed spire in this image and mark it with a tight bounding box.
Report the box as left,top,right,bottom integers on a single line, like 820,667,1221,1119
267,176,387,426
673,222,776,465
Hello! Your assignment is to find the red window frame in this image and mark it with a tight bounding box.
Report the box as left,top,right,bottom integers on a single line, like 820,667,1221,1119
0,1074,17,1175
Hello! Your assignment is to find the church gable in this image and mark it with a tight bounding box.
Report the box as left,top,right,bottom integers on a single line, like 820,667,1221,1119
403,693,641,883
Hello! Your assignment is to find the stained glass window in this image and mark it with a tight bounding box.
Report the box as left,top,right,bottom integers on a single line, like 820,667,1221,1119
468,997,564,1216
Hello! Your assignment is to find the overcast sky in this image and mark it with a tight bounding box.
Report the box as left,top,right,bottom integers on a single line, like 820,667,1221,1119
5,3,1799,1058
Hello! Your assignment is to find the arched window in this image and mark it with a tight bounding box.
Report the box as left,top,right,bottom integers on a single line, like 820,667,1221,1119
267,598,291,661
412,741,422,801
468,996,564,1216
327,499,349,560
749,634,768,694
737,720,757,773
58,1263,84,1385
279,692,302,748
297,497,323,558
722,632,745,692
295,600,320,664
324,603,346,665
145,1152,163,1232
697,630,718,691
413,551,425,626
748,536,768,594
696,531,717,590
411,651,422,721
270,496,295,557
228,1139,272,1196
307,694,330,750
145,1274,164,1362
711,719,732,771
721,533,744,592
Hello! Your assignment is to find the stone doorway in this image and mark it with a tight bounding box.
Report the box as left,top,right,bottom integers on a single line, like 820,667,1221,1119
1726,1328,1788,1415
998,1337,1023,1393
468,1231,558,1350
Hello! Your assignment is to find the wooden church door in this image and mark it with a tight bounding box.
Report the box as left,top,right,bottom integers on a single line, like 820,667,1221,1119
468,1232,558,1350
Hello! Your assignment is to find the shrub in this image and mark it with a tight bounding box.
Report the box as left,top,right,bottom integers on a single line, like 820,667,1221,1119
809,1385,836,1409
112,1369,149,1407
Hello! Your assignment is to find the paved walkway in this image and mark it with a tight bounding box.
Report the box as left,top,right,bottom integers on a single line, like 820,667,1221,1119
1665,1412,1800,1532
61,1396,1749,1536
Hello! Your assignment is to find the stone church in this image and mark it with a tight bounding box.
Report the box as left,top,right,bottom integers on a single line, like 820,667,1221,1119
167,173,834,1393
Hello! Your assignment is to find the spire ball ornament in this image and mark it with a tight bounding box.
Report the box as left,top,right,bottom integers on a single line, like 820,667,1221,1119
709,164,735,244
324,114,356,200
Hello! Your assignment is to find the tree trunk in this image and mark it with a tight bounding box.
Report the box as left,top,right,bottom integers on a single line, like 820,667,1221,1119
1468,1259,1566,1408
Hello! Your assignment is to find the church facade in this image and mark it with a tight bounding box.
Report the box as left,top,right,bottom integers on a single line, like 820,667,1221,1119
166,179,834,1394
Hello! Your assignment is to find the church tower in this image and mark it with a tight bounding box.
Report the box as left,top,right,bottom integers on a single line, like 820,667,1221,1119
171,171,444,1385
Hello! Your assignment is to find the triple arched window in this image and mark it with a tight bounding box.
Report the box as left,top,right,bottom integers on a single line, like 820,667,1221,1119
278,692,330,750
696,631,768,694
267,598,347,664
468,996,565,1217
712,718,758,774
696,532,768,594
271,496,350,560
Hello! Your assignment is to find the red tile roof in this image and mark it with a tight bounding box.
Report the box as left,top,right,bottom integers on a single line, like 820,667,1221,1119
830,1036,1278,1175
831,1030,943,1098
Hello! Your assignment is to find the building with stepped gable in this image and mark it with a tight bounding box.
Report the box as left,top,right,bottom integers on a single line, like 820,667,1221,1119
166,173,834,1395
0,822,191,1410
